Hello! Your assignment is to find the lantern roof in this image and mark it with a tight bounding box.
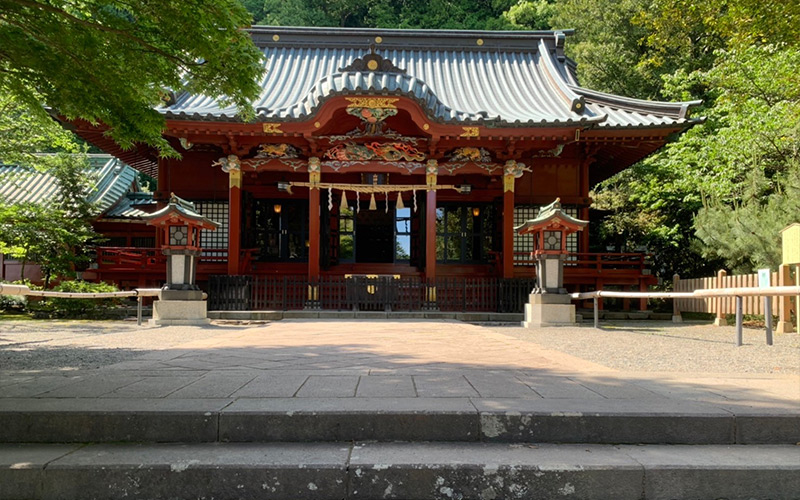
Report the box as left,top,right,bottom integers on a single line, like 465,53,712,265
144,193,220,230
515,198,588,234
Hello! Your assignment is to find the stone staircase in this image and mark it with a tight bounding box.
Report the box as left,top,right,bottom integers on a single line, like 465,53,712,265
2,397,799,499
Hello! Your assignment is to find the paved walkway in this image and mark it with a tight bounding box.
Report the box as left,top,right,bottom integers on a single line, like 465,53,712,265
1,319,797,409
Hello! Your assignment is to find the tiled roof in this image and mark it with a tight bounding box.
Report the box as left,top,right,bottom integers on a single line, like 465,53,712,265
0,156,152,219
161,27,700,130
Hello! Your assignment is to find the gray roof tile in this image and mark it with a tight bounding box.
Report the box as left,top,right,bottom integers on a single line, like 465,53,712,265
160,27,699,129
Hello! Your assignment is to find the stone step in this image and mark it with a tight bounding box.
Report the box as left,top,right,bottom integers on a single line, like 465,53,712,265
1,398,797,445
2,442,798,500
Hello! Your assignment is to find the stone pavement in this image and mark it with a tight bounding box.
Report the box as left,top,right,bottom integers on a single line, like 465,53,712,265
1,319,798,445
2,319,797,405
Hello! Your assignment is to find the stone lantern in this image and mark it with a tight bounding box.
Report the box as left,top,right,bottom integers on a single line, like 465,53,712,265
516,198,588,327
145,194,219,325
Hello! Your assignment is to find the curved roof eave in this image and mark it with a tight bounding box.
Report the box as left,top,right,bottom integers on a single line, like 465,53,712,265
570,85,703,120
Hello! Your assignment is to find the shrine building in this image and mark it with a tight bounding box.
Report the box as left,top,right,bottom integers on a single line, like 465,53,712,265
67,27,702,312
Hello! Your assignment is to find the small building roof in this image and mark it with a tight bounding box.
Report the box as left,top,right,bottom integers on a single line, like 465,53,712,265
0,155,154,220
161,27,701,130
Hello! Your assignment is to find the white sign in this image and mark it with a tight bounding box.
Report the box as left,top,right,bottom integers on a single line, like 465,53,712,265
758,268,771,288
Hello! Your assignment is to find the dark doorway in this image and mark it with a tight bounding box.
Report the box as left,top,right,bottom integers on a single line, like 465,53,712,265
356,207,394,263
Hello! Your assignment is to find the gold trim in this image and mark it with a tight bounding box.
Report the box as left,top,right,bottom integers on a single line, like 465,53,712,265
272,34,280,42
314,121,321,128
476,39,484,46
367,60,379,70
345,97,399,109
374,36,383,44
427,286,437,302
503,174,515,193
423,123,430,131
460,126,479,137
229,169,242,189
262,123,283,134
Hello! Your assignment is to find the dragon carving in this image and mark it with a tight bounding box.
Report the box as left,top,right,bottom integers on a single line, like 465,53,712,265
324,142,425,162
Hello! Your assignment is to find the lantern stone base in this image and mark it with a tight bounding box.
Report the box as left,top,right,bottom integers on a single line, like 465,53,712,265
522,293,576,328
149,299,210,326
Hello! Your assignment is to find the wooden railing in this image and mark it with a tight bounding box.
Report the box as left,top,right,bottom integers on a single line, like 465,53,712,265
94,247,257,272
513,252,649,272
96,247,166,270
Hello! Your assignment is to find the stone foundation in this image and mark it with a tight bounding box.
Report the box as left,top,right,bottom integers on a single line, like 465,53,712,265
150,299,210,326
522,293,576,328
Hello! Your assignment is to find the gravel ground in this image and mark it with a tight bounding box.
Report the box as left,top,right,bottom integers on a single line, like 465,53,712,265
1,318,798,374
489,321,800,374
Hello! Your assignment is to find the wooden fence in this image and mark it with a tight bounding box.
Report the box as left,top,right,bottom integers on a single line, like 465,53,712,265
674,267,796,329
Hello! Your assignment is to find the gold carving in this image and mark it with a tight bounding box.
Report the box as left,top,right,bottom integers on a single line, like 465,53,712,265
426,159,438,189
229,168,242,189
375,36,383,44
503,174,514,193
367,60,379,70
314,121,321,128
460,126,479,137
423,123,430,131
476,38,484,46
272,34,280,42
262,123,283,134
345,97,399,109
308,157,321,188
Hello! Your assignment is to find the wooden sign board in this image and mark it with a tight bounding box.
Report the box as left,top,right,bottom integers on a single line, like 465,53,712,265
781,223,800,265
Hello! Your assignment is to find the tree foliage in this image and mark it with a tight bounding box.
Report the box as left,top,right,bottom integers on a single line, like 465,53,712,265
0,94,98,286
0,0,264,155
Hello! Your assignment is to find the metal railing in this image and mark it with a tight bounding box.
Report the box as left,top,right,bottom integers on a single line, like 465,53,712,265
208,275,536,314
571,286,800,346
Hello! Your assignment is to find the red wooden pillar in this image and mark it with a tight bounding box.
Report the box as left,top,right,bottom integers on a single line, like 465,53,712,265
227,167,242,275
502,169,515,278
580,157,591,253
425,160,438,283
308,158,321,283
639,280,648,311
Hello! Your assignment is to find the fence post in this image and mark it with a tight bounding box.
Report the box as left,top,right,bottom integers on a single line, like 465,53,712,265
672,274,682,323
714,269,728,326
736,295,743,346
777,264,793,333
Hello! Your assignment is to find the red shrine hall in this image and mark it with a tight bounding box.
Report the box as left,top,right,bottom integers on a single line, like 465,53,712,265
68,27,701,312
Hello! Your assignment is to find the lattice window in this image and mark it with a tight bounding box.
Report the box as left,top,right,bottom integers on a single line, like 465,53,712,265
194,201,229,251
513,205,580,265
131,237,155,248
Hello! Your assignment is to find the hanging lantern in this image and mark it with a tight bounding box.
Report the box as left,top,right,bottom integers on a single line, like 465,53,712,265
369,192,377,211
340,190,348,212
396,191,405,210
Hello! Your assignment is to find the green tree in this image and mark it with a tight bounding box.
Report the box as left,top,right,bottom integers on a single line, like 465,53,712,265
502,0,556,31
0,0,264,155
1,94,99,286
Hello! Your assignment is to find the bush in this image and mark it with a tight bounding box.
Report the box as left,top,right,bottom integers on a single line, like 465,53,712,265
29,281,121,318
